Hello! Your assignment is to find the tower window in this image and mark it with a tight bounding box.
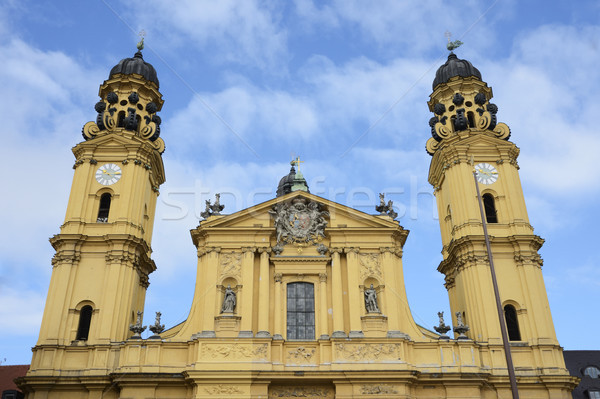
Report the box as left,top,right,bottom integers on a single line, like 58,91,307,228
467,111,475,128
287,282,315,340
76,305,93,340
482,193,498,223
97,193,111,222
504,304,521,341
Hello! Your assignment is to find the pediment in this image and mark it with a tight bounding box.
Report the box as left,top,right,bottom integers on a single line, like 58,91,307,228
198,191,402,231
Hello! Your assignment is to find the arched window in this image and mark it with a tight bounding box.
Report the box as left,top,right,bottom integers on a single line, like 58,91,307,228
584,366,600,378
504,304,521,341
76,305,93,340
287,282,315,340
482,193,498,223
97,193,111,222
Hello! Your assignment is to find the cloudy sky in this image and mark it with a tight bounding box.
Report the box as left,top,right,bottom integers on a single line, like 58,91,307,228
1,0,599,364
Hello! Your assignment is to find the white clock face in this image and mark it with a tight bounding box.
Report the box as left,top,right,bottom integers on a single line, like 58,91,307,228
475,162,498,185
95,163,122,186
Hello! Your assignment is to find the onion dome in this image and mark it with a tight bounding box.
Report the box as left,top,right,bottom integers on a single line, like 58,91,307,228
432,53,481,90
109,51,159,87
276,165,310,197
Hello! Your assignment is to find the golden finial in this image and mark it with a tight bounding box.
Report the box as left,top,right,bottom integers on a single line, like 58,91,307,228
445,31,463,52
137,30,146,51
290,156,304,172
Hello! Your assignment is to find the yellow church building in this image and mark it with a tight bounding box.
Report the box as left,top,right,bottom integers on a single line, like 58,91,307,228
17,46,579,398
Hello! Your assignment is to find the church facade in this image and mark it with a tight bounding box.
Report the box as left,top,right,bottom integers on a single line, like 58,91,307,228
17,47,578,398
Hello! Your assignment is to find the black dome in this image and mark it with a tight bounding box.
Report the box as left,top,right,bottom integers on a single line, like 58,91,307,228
109,51,159,87
276,167,296,197
432,53,481,90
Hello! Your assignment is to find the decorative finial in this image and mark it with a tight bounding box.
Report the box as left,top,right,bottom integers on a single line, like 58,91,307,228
290,156,304,172
445,31,463,52
137,30,146,51
434,311,451,340
375,193,398,219
200,193,226,219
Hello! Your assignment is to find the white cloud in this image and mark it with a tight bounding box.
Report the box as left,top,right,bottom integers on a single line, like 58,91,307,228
129,0,288,71
294,0,501,55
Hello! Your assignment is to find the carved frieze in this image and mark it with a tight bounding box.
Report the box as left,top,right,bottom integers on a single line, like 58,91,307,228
201,343,268,360
360,385,398,395
286,346,316,364
270,386,333,398
219,251,242,281
359,253,382,282
204,385,243,395
335,343,400,361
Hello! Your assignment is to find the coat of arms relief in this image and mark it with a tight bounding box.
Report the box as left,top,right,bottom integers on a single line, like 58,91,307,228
269,197,329,253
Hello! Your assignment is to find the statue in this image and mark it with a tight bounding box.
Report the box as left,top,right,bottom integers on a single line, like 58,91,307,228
364,284,379,313
433,311,451,339
453,311,470,340
200,193,226,219
375,193,398,219
221,285,236,313
129,310,146,339
149,311,165,338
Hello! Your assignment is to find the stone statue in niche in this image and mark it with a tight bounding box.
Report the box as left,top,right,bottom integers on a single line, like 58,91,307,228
364,284,380,313
220,285,236,313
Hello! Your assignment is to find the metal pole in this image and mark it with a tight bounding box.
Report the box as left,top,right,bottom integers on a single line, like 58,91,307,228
472,170,520,399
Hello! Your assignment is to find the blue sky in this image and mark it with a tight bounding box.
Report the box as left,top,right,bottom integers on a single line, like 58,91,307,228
1,0,599,365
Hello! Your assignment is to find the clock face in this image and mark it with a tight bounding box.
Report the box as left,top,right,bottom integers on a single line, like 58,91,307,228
475,162,498,185
95,163,122,186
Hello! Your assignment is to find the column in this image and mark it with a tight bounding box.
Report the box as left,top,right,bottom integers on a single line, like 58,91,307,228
381,247,402,337
201,247,220,337
238,247,255,337
319,273,329,339
256,248,271,337
273,273,283,340
345,248,364,338
331,249,346,338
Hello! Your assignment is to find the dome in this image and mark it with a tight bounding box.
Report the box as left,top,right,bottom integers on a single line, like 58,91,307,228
276,166,310,197
109,51,159,87
276,167,296,197
432,53,481,90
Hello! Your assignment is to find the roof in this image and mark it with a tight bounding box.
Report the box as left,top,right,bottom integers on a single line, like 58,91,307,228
0,365,28,393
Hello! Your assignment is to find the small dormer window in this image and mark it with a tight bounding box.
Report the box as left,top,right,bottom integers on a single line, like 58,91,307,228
584,366,600,378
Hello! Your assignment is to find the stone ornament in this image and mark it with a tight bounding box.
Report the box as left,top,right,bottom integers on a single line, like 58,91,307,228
129,311,146,338
364,284,380,313
149,311,165,338
453,311,470,339
433,311,451,339
361,385,398,395
375,193,398,219
200,193,225,219
270,386,333,398
269,197,329,246
220,285,236,313
335,343,399,361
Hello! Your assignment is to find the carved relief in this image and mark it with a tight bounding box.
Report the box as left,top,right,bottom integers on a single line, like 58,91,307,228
204,385,243,395
359,253,382,282
270,386,333,398
335,343,399,361
219,251,242,281
360,385,398,395
201,343,267,360
286,346,316,364
269,197,329,246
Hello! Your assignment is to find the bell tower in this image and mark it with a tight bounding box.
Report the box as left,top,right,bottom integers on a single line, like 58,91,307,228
34,44,166,352
426,52,561,354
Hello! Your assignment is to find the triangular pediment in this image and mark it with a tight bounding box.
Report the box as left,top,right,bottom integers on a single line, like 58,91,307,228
198,191,402,231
